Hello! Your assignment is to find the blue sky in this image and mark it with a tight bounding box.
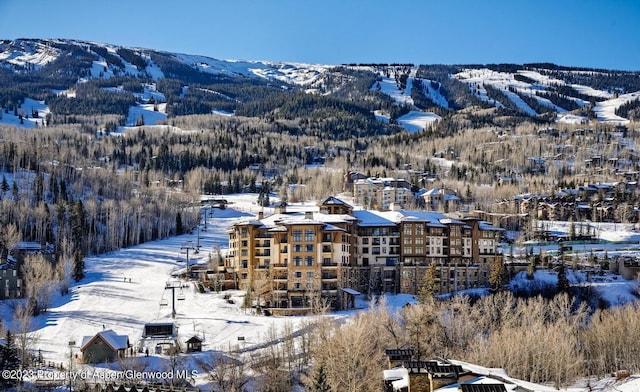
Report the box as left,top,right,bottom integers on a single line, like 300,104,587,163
0,0,638,70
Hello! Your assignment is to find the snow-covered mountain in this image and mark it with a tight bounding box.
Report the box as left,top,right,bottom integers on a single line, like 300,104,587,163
1,38,639,133
0,38,330,86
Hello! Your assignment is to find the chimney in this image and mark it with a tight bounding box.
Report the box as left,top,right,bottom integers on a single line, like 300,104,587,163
257,211,264,220
305,211,314,220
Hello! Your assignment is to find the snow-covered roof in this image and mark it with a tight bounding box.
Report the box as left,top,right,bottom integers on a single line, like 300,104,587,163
479,221,504,231
383,367,409,389
342,288,361,295
320,196,351,206
81,329,129,352
353,210,397,227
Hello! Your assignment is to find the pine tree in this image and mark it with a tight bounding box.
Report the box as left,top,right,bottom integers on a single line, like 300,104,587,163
0,330,20,387
176,212,184,235
310,364,332,392
526,255,536,280
71,199,86,254
557,263,570,293
72,250,85,282
0,175,8,194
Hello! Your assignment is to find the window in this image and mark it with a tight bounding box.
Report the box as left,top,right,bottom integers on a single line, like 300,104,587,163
294,257,302,266
323,258,332,266
294,244,302,252
305,256,314,266
307,271,314,278
362,238,369,245
305,244,314,252
293,230,302,242
295,271,302,278
241,240,248,247
404,247,413,254
415,237,424,245
305,229,315,241
403,225,412,235
372,247,380,255
362,247,369,254
294,283,301,289
241,249,247,256
416,225,424,235
241,260,248,268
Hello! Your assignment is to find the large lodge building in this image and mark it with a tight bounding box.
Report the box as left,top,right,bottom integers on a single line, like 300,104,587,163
226,197,503,311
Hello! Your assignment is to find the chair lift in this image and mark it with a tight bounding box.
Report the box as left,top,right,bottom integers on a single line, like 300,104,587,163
160,294,168,306
177,287,186,301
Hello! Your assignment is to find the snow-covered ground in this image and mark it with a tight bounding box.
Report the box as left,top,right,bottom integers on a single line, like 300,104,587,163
397,111,441,132
0,194,398,389
371,67,442,132
124,103,167,127
593,91,639,123
0,97,49,128
453,67,640,124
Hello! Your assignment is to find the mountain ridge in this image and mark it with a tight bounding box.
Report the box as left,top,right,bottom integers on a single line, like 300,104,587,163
1,38,639,134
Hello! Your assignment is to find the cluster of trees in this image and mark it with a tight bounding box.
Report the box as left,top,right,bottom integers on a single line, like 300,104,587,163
415,65,490,110
0,330,20,387
121,289,640,391
45,80,137,117
90,45,125,69
539,68,640,95
0,125,199,314
615,97,640,121
116,47,148,70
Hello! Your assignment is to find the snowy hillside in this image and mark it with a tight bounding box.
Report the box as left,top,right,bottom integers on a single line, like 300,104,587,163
371,66,442,132
454,67,639,123
0,39,331,86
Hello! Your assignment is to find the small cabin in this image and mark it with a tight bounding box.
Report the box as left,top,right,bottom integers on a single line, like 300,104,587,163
186,335,204,352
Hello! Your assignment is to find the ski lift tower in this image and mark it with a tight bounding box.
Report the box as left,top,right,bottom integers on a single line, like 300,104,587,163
165,280,184,318
181,240,198,275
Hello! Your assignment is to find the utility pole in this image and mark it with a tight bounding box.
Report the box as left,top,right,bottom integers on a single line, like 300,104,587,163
68,340,75,392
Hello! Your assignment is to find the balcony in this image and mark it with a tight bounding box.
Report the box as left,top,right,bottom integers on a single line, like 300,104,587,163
272,263,288,269
255,250,271,257
321,273,338,280
273,274,288,281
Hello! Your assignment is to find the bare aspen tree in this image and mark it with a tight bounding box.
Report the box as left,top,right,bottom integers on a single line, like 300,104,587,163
21,254,55,315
